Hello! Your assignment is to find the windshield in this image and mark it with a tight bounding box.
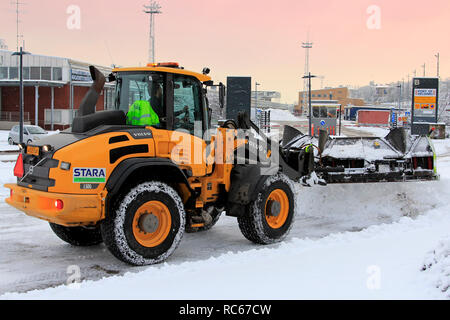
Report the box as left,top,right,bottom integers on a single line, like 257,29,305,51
26,126,46,134
115,72,165,119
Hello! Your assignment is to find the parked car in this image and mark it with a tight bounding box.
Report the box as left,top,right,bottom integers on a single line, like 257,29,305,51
8,125,49,145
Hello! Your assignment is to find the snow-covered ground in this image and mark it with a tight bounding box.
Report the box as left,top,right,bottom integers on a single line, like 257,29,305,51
266,108,302,122
0,131,449,299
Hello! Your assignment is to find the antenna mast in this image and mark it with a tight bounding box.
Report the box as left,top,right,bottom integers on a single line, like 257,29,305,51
143,1,162,63
301,39,313,116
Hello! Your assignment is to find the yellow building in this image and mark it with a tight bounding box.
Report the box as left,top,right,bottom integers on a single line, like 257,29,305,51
295,87,365,115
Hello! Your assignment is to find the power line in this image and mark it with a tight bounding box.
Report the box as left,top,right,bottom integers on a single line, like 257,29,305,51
143,1,162,63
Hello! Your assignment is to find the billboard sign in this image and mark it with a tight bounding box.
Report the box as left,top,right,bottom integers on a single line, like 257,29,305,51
71,69,92,82
226,77,251,122
411,78,439,135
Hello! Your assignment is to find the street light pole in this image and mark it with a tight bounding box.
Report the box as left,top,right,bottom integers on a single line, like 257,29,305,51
255,82,260,109
12,47,30,144
435,53,440,79
302,72,316,135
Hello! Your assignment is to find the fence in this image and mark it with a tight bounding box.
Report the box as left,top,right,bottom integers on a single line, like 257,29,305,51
0,111,30,122
256,109,271,133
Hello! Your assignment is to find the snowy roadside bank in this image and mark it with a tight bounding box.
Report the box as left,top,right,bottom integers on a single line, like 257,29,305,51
2,207,449,300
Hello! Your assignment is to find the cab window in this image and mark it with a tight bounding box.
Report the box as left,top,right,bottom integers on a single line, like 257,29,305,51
115,72,165,127
173,75,203,136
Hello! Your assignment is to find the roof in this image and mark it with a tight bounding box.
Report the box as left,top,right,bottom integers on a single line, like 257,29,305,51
113,66,212,82
0,80,67,87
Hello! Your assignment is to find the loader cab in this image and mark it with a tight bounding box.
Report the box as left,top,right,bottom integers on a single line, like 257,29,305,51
113,65,213,140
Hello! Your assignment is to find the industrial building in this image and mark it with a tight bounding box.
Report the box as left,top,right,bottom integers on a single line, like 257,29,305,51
0,49,113,130
295,87,365,115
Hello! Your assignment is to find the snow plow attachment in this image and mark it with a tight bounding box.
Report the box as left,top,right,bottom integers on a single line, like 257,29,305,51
281,126,438,184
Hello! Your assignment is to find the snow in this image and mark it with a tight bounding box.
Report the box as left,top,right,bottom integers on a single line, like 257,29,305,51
341,122,390,138
266,109,301,122
422,236,450,297
0,130,449,299
3,209,450,300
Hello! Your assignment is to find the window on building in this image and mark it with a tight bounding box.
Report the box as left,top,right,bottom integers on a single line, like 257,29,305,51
30,67,40,80
45,110,62,124
41,67,51,81
53,67,62,81
0,67,7,79
313,107,320,118
9,67,18,79
22,67,30,80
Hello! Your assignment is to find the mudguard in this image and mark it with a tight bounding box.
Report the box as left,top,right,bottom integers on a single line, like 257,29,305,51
226,164,270,217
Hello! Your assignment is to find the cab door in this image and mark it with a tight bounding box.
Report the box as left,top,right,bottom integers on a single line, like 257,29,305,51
170,75,210,177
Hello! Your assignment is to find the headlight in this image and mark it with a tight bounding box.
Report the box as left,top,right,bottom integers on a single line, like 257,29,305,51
42,145,53,153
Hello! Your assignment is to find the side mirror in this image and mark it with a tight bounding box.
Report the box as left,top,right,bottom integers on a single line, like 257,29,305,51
107,73,116,82
219,83,226,109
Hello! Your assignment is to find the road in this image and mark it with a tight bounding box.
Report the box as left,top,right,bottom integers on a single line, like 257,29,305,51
1,174,446,294
0,125,444,295
269,120,384,138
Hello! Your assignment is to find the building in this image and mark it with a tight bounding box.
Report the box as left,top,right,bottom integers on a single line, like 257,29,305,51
295,87,365,115
310,100,341,136
344,105,396,122
252,91,281,103
0,49,114,130
0,39,7,50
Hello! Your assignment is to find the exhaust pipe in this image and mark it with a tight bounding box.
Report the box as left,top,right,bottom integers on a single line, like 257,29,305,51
77,66,106,117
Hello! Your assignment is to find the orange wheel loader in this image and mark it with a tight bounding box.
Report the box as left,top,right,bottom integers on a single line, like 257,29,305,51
5,64,307,266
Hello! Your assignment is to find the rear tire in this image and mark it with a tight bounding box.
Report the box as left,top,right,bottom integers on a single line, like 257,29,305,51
238,174,295,245
49,223,103,246
8,138,14,145
101,182,185,266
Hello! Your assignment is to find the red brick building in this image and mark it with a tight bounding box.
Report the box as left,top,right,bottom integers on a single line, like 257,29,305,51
0,50,114,130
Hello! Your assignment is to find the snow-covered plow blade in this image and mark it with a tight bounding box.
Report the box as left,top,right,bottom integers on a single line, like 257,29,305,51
281,126,438,184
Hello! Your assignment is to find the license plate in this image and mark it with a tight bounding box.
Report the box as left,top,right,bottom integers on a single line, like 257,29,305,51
27,146,40,156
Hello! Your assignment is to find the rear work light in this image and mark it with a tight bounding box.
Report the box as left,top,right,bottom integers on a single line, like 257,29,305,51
13,153,24,178
54,200,64,210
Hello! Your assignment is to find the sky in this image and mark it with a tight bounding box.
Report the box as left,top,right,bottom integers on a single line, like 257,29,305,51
1,0,449,104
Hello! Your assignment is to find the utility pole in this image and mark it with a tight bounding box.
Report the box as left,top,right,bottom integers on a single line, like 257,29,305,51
143,1,162,63
435,53,440,79
255,82,260,109
396,82,401,127
303,73,316,135
12,47,30,144
301,39,313,117
422,63,426,77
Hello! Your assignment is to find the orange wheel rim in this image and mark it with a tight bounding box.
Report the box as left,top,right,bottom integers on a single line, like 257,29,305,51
265,189,289,229
132,201,172,248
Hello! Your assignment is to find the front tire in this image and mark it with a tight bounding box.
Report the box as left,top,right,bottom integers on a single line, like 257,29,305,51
238,174,295,245
49,223,103,246
101,182,185,266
